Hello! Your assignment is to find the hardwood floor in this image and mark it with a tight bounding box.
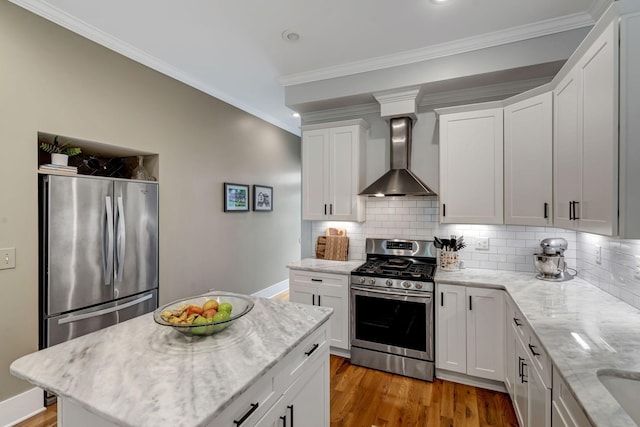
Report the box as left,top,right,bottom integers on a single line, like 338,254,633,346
16,291,518,427
16,357,518,427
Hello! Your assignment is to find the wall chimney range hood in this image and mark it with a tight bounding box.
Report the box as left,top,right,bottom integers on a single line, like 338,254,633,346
360,89,437,197
359,117,437,197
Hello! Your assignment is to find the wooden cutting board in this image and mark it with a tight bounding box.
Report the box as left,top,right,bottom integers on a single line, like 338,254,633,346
318,236,349,261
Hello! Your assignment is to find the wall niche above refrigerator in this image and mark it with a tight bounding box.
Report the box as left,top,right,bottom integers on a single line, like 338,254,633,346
37,131,159,181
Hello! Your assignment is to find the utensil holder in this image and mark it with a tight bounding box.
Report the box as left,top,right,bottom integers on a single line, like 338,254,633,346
440,249,459,271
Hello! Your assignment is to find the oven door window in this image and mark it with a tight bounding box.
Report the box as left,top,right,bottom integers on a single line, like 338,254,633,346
354,293,427,352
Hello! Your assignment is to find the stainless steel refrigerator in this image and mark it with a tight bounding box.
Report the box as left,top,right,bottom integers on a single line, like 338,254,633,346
39,174,158,368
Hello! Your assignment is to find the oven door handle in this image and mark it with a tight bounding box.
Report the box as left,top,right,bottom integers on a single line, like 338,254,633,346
351,285,433,299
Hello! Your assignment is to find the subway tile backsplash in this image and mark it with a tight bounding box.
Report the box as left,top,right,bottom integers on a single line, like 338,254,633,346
310,197,640,309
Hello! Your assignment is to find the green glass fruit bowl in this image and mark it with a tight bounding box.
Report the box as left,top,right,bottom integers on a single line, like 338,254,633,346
153,293,254,337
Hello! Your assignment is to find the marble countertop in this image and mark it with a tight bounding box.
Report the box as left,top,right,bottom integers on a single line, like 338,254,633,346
11,294,332,427
436,268,640,427
286,258,363,274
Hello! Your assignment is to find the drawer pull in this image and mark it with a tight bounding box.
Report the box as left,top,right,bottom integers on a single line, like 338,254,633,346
305,343,319,356
528,343,541,357
513,318,522,326
233,402,259,426
280,415,287,426
288,405,294,426
521,362,528,383
311,278,323,282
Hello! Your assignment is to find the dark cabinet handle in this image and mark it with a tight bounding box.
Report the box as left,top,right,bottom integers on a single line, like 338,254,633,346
513,317,522,326
311,278,322,282
312,294,315,305
521,363,528,383
573,201,580,219
440,292,444,307
287,405,294,427
330,204,333,215
443,203,446,217
305,343,319,356
544,202,549,219
324,204,327,215
280,415,287,426
518,357,524,377
234,402,259,426
469,295,472,311
318,295,321,306
528,344,540,357
569,201,574,220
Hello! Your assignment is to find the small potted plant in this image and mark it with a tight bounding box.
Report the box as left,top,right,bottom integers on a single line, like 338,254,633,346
40,136,82,166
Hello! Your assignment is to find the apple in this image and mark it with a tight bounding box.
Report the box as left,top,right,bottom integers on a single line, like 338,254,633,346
202,308,217,319
202,299,219,312
186,304,204,316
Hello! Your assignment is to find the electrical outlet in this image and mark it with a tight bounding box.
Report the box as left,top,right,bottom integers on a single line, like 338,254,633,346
475,237,490,251
595,245,602,264
0,248,16,270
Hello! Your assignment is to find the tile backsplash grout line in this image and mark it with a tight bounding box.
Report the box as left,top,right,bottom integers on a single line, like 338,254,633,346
308,196,640,310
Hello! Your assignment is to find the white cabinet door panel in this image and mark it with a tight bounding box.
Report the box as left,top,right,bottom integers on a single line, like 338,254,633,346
330,127,357,220
466,287,504,381
302,130,330,220
436,284,467,373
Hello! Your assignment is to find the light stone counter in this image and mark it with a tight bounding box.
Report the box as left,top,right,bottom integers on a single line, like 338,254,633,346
11,294,332,427
435,268,640,427
286,258,363,275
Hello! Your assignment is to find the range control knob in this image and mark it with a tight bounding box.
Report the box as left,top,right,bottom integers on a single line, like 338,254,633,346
369,278,376,285
402,281,411,289
385,279,393,287
359,277,366,284
415,282,423,290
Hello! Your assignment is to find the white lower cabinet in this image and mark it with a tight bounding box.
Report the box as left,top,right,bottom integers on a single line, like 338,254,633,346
436,284,504,382
505,296,552,427
552,369,594,427
289,270,349,351
256,346,329,427
215,324,329,427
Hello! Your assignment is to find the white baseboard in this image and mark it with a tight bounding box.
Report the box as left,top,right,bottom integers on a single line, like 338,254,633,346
436,369,507,393
252,279,289,299
0,388,45,427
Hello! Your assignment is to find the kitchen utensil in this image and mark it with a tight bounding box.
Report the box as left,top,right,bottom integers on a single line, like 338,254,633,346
533,237,576,281
434,237,443,249
153,293,254,337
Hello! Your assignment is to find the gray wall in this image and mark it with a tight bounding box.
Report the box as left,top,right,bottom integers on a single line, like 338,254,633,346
0,0,301,401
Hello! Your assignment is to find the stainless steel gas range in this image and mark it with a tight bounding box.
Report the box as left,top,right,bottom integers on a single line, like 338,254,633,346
350,238,437,381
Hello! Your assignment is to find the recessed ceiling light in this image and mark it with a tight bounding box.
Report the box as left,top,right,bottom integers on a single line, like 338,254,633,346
292,112,300,118
430,0,450,3
281,30,300,42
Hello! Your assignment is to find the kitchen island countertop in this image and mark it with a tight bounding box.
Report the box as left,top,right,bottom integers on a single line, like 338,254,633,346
436,268,640,427
11,294,332,427
287,258,363,274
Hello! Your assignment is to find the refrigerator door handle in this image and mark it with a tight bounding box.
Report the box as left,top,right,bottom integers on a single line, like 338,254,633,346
104,196,114,285
116,196,126,282
57,294,153,325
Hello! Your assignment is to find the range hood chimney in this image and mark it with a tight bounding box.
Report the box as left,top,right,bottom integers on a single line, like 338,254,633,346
359,90,437,197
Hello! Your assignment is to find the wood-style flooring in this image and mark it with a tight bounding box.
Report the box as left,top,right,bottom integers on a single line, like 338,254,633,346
15,290,518,427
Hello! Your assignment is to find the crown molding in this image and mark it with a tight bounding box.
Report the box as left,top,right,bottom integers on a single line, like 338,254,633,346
588,0,614,21
301,104,380,124
7,0,301,136
279,12,595,87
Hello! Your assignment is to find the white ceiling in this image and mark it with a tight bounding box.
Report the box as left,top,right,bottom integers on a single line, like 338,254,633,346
11,0,610,134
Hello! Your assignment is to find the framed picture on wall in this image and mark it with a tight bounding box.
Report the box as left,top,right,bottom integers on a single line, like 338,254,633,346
253,185,273,212
224,183,249,212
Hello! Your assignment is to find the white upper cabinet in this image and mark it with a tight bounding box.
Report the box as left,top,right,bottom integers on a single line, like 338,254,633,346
504,92,553,226
301,120,367,222
553,20,617,235
438,107,504,224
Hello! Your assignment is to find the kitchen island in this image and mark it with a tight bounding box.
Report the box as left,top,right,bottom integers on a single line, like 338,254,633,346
11,294,332,427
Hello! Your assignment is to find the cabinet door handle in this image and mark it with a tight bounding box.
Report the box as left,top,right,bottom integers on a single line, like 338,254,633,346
443,203,446,217
544,202,549,219
233,402,259,426
330,204,333,215
280,415,287,427
518,357,523,377
469,295,472,311
513,317,522,326
528,343,540,357
324,204,327,215
287,405,294,427
311,278,323,282
312,294,315,305
318,295,321,306
521,362,528,383
305,343,319,356
573,201,580,220
440,292,444,307
569,201,574,220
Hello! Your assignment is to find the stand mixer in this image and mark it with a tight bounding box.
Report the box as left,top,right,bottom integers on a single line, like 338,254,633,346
533,237,577,282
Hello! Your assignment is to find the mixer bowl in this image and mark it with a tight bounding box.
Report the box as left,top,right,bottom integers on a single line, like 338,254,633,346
533,253,565,276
